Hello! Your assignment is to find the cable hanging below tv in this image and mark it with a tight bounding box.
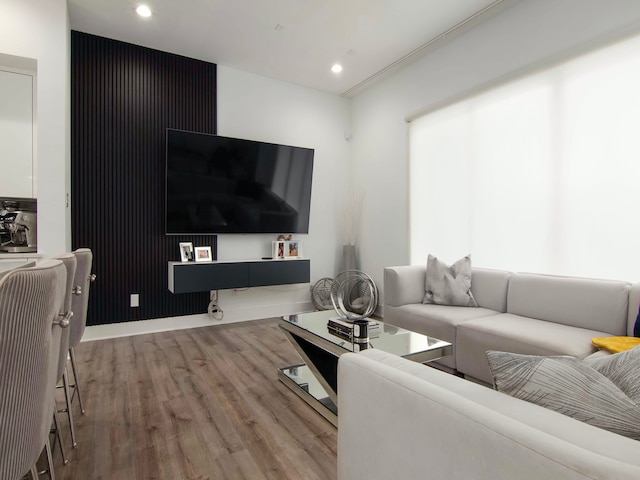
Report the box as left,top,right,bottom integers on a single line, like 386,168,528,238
165,129,314,235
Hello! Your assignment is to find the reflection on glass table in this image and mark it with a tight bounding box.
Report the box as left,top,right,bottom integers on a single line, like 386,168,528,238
278,310,452,426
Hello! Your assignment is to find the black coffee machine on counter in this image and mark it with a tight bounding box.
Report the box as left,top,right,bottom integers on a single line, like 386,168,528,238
0,198,37,253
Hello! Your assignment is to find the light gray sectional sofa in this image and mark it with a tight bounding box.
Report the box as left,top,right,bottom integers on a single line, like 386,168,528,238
337,349,640,480
383,265,639,384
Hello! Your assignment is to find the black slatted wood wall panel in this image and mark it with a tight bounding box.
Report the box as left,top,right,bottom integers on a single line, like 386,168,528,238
71,31,217,326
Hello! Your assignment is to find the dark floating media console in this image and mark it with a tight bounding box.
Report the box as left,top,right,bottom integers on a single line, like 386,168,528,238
168,258,311,294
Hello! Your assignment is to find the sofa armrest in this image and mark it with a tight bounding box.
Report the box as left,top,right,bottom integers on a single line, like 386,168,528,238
337,350,640,480
383,265,425,307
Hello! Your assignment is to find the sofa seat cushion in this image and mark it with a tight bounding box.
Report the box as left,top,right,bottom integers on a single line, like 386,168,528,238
384,304,500,369
456,313,609,384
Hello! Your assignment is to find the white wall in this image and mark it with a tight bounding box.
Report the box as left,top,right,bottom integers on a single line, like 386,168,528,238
351,0,640,299
0,0,70,254
215,66,351,315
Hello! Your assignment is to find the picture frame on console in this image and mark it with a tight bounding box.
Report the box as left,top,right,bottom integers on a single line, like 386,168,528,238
273,241,286,259
272,240,301,259
194,246,212,262
287,241,300,259
179,242,194,262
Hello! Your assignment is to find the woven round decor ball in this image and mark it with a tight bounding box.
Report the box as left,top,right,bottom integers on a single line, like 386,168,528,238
311,277,335,311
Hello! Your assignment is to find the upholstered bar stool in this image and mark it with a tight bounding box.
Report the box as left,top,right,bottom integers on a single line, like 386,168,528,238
0,259,67,480
69,248,94,414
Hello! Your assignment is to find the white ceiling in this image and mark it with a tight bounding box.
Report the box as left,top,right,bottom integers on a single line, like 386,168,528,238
68,0,514,96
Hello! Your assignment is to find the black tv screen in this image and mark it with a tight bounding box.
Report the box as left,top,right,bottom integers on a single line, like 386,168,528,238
166,129,314,234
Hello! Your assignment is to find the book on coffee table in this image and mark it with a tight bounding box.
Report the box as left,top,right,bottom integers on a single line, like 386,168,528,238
327,317,381,340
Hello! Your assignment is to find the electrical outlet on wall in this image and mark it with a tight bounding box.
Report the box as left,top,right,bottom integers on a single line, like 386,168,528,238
130,293,139,307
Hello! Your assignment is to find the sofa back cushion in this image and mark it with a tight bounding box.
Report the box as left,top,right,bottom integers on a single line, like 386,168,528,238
384,265,510,311
507,273,630,335
471,268,511,312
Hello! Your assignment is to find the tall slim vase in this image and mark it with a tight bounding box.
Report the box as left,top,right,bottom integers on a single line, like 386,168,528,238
342,244,357,272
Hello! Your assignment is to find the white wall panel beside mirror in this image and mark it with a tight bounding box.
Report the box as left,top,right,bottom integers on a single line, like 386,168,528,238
0,66,35,198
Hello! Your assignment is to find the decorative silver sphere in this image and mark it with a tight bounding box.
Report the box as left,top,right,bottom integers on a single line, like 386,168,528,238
330,270,378,320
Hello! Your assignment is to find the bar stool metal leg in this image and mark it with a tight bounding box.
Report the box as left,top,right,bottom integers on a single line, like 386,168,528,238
45,439,56,480
62,368,77,447
69,347,85,415
52,401,68,464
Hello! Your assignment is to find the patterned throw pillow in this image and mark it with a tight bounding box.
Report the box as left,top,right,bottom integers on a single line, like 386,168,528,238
486,350,640,440
635,306,640,337
584,346,640,404
422,254,478,307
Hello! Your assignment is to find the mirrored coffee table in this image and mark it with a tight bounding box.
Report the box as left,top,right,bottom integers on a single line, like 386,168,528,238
278,310,452,426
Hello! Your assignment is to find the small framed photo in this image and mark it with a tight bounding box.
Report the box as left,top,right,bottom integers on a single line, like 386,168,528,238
273,240,286,259
194,246,213,262
287,240,300,258
179,242,194,262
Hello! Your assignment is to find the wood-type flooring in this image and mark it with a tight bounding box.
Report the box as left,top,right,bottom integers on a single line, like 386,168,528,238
51,318,337,480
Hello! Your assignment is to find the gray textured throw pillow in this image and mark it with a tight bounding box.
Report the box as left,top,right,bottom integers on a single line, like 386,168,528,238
584,346,640,403
423,254,478,307
486,351,640,440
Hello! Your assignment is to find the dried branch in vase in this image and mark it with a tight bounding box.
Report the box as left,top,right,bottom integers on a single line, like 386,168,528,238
342,189,364,246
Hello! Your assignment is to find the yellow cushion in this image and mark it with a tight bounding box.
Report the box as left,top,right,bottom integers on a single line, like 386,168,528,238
592,336,640,353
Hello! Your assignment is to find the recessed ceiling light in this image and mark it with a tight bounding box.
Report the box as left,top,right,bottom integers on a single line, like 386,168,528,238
331,64,343,73
136,5,152,17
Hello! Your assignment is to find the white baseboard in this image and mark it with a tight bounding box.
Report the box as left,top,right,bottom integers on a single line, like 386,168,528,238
82,301,314,342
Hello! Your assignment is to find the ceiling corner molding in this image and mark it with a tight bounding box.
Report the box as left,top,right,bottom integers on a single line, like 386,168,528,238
341,0,520,98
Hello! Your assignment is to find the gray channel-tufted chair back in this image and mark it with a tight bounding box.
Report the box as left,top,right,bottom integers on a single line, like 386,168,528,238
69,248,93,348
69,248,94,415
52,254,77,384
0,259,67,479
51,252,78,461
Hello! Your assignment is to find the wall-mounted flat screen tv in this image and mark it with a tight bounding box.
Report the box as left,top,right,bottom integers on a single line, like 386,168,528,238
166,129,314,235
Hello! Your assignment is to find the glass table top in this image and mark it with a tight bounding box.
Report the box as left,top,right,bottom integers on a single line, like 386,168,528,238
281,310,451,359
